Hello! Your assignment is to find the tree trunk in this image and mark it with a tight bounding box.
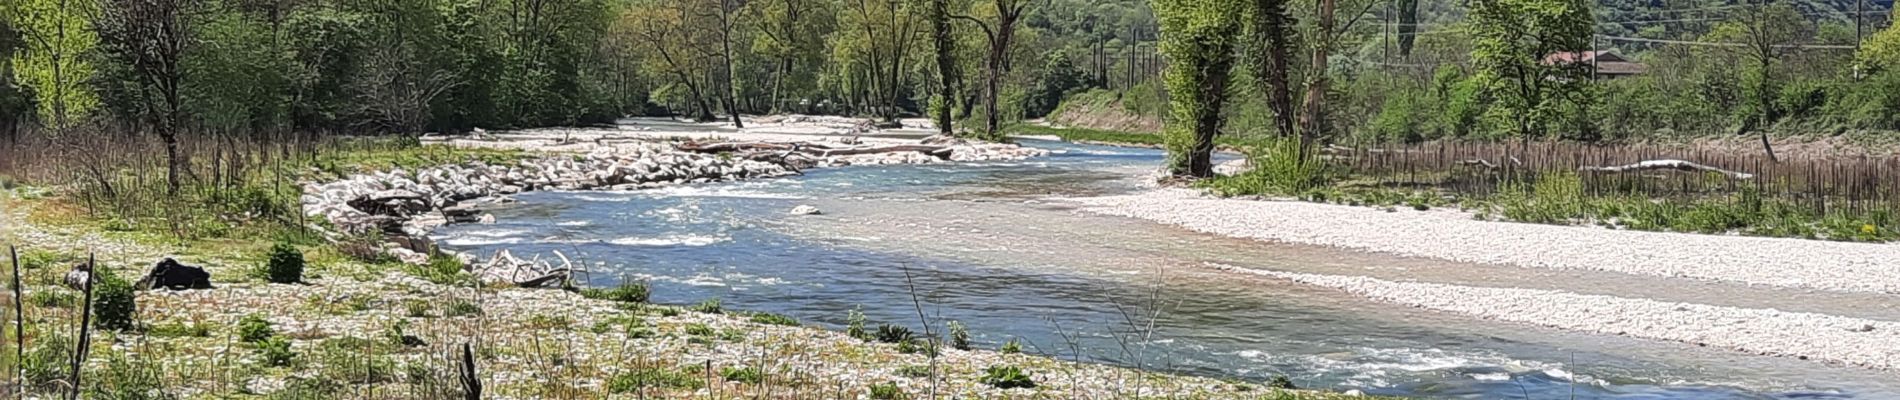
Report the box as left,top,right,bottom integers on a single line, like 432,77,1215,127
1297,0,1335,146
930,0,956,136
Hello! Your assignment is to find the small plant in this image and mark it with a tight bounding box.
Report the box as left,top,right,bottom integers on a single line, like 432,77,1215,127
257,335,296,367
148,321,213,338
874,324,913,344
23,330,73,389
691,298,723,314
1000,338,1022,354
264,242,306,284
895,365,931,378
525,314,573,330
846,306,869,340
719,366,763,384
444,299,482,317
28,289,73,308
747,312,799,326
408,251,472,286
948,321,971,350
607,366,704,392
978,365,1036,389
238,314,275,343
91,268,138,331
683,323,715,336
657,307,682,317
404,300,433,318
895,339,936,356
580,281,650,303
868,381,908,400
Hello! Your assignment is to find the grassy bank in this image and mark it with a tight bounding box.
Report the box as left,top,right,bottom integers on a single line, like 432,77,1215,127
0,137,1386,399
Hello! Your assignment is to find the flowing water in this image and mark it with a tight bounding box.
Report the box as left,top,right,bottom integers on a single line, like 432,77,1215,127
435,122,1900,399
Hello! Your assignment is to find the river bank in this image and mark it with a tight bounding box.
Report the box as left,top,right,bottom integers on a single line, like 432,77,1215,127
0,116,1377,398
1071,188,1900,372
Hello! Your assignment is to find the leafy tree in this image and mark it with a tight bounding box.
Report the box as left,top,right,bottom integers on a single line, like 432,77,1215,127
929,0,957,136
951,0,1036,139
1466,0,1593,139
4,0,99,128
1856,8,1900,74
1708,2,1809,161
94,0,197,193
1153,0,1247,177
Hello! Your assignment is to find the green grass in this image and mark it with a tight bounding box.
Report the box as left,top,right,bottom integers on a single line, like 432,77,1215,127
1006,125,1259,150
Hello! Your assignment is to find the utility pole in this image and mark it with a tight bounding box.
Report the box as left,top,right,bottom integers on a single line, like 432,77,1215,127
1854,0,1864,79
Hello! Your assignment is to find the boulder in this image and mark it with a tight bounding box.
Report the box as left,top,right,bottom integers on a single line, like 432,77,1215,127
789,205,822,215
137,258,213,290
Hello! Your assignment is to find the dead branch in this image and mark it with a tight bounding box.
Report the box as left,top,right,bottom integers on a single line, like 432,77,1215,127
1580,159,1756,180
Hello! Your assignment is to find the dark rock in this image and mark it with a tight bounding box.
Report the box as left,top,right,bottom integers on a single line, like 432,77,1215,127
138,258,213,290
62,263,91,291
400,335,428,347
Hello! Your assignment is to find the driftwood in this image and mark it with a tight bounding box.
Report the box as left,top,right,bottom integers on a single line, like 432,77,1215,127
677,140,952,160
1580,159,1756,180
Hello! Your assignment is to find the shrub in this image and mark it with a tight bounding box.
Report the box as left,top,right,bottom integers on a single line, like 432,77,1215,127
408,251,471,286
869,381,908,400
23,330,73,389
607,366,704,393
257,335,296,367
747,312,798,326
87,354,168,400
1267,375,1297,389
690,298,722,314
947,321,971,350
580,282,650,303
92,268,138,331
874,324,913,344
1000,339,1022,354
264,243,306,284
978,365,1036,389
719,366,763,384
238,314,275,343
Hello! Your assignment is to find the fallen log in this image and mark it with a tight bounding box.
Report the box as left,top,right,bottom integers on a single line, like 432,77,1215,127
813,145,952,158
1580,159,1756,180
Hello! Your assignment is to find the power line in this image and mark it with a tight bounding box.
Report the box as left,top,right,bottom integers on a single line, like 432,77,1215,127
1595,34,1858,49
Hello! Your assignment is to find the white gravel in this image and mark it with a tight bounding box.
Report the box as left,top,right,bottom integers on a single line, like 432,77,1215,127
1073,189,1900,294
1225,266,1900,371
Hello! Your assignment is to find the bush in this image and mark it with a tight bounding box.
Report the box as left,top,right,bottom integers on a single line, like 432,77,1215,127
869,381,908,400
874,324,913,344
238,314,275,343
580,282,650,303
408,251,471,286
92,268,138,331
846,307,869,340
257,335,296,367
23,330,73,389
1000,339,1022,354
719,366,762,384
264,243,305,284
978,365,1036,389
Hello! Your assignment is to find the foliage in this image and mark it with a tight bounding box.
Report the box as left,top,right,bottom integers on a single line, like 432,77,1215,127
238,314,275,343
747,312,800,326
1467,0,1594,138
445,300,483,317
264,242,306,284
1000,338,1022,354
720,366,763,384
407,250,471,286
874,324,915,344
256,335,296,367
581,282,651,303
1153,0,1248,177
1204,138,1332,196
948,320,971,350
846,306,870,340
978,365,1037,389
22,329,73,390
869,381,909,399
92,267,137,331
691,298,723,314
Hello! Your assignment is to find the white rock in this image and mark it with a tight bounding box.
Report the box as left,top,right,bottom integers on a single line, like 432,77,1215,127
790,205,822,215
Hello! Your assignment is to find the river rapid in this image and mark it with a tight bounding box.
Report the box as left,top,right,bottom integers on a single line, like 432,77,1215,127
434,121,1900,399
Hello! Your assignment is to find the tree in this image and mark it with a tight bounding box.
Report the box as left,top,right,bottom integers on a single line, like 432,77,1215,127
929,0,956,136
5,0,99,128
1857,8,1900,74
951,0,1035,139
1717,2,1808,161
838,0,922,121
623,1,717,121
1153,0,1246,177
1467,0,1592,139
1244,0,1296,137
1397,0,1418,57
95,0,195,193
710,0,746,127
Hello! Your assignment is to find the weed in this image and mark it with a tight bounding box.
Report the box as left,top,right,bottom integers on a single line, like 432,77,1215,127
147,321,213,338
978,365,1037,389
1000,339,1022,354
257,335,296,367
719,366,763,384
684,323,715,336
525,314,573,330
691,298,723,314
580,282,650,303
846,306,869,340
407,251,472,286
238,314,275,343
404,300,433,318
874,324,914,344
747,312,799,326
444,299,482,317
1267,375,1297,389
948,320,971,350
28,290,73,308
607,365,705,392
869,381,908,400
92,268,138,331
23,330,73,389
895,365,931,378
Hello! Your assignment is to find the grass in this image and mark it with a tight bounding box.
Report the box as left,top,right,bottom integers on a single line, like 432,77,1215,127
579,282,650,303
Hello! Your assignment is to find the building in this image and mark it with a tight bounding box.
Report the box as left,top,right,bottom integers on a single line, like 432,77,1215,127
1542,50,1647,79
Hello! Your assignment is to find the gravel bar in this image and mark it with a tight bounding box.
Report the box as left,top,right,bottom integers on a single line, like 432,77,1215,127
1074,189,1900,294
1223,266,1900,371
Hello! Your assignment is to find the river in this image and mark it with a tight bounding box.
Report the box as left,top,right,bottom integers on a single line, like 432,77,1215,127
434,121,1900,399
